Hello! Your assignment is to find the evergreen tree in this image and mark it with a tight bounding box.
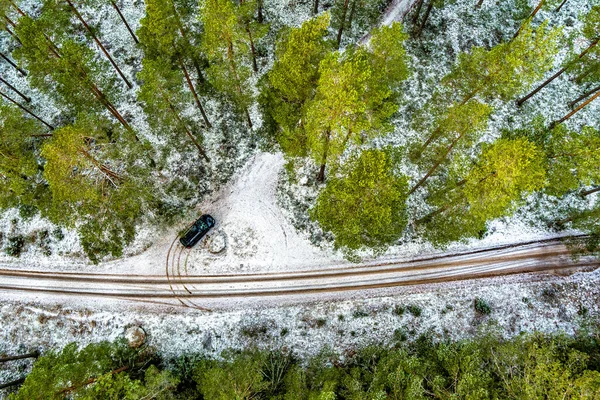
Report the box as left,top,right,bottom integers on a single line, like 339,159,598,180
200,0,267,128
137,57,210,162
311,149,409,252
419,138,546,246
14,14,131,130
306,44,406,181
544,125,600,197
409,22,560,193
0,103,48,211
263,13,332,156
138,0,211,127
41,114,150,262
330,0,386,47
10,341,133,400
517,5,600,106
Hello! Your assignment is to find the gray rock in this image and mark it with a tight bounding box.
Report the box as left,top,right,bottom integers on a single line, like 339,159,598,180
208,232,227,254
125,326,146,348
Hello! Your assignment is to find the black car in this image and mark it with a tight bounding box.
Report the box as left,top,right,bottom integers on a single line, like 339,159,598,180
179,214,215,248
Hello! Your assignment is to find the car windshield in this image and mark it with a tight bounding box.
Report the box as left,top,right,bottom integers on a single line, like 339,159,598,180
195,220,208,230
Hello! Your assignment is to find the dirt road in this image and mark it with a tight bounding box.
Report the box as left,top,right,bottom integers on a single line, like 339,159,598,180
0,237,597,309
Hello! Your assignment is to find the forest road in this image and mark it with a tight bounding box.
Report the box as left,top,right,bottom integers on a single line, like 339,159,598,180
0,236,598,310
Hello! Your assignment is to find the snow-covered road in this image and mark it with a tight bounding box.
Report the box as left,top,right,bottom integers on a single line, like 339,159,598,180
1,236,596,310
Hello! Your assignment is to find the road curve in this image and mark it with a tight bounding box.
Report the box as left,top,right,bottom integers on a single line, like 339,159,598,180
0,237,598,309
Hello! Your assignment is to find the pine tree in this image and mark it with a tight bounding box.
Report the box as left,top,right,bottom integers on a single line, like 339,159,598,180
138,0,211,127
41,114,149,262
14,14,131,130
137,57,210,162
331,0,386,47
516,6,600,106
200,0,267,128
305,48,398,181
62,0,132,88
311,148,409,252
419,138,546,246
409,22,560,193
544,125,600,196
264,13,332,156
0,103,48,211
10,341,135,400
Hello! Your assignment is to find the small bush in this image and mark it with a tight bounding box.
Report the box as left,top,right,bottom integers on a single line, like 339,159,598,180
353,309,369,318
241,324,268,338
393,328,408,342
474,298,492,315
52,227,65,241
392,305,406,316
280,328,289,337
5,235,25,257
337,314,345,321
407,304,422,317
316,318,326,328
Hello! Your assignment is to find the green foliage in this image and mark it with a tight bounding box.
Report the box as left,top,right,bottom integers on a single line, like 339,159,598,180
422,137,546,246
263,13,332,155
311,149,409,252
10,341,132,400
4,234,25,257
545,125,600,197
330,0,387,45
305,48,399,172
12,330,600,399
369,22,411,91
14,14,118,118
199,0,266,118
77,366,179,400
41,114,151,262
194,351,268,399
440,21,561,104
0,104,48,211
474,297,492,315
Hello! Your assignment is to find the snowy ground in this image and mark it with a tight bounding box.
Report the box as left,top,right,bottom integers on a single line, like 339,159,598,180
1,267,599,389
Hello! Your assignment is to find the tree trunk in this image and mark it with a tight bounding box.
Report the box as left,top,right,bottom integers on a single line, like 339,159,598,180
412,0,425,25
313,0,319,15
516,36,600,106
336,0,350,48
178,56,211,128
415,0,434,36
0,52,27,76
415,204,450,224
581,186,600,197
65,0,132,89
551,89,600,128
409,133,464,195
346,0,357,32
0,351,39,363
555,0,568,12
226,41,252,128
59,366,128,395
0,377,25,390
568,84,600,108
475,0,484,8
257,0,264,22
513,0,545,39
110,0,139,44
165,96,210,162
246,24,259,73
0,76,31,102
3,16,22,45
317,130,331,182
0,90,54,129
